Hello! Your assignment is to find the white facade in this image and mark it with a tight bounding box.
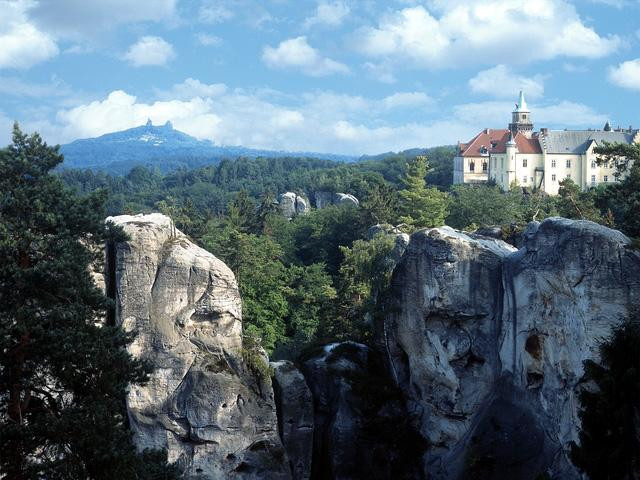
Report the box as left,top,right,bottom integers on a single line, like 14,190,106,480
461,92,639,194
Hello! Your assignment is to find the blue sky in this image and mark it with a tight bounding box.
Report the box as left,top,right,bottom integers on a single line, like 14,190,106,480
1,0,639,155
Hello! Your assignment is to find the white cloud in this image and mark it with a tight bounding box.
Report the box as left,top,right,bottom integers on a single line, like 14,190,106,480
355,1,620,69
454,100,607,128
30,0,177,37
362,61,396,83
55,90,222,141
156,78,227,100
37,78,609,156
382,92,433,109
199,1,235,23
304,1,350,28
469,65,546,99
0,76,72,98
124,36,175,67
196,32,222,47
0,0,58,69
262,36,349,76
608,59,640,90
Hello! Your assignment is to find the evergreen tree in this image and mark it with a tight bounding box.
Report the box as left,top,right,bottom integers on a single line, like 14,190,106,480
0,126,178,479
397,156,449,230
570,318,640,479
557,178,605,224
594,143,640,238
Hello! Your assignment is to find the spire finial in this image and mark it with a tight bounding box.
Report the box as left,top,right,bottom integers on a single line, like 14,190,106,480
515,90,529,112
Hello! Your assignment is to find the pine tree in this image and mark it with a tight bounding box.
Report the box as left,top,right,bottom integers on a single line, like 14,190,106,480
397,155,449,230
570,318,640,479
0,125,178,479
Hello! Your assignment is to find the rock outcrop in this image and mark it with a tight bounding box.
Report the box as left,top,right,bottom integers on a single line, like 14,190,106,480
301,342,425,480
279,193,309,219
107,214,290,479
384,218,640,479
312,191,359,209
271,361,314,480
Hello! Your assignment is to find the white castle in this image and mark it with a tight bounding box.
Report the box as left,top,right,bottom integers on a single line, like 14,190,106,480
453,91,640,194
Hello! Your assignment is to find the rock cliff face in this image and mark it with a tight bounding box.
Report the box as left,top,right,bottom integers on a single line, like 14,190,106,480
384,218,640,479
279,193,309,219
107,214,290,479
105,213,640,480
300,342,425,480
271,361,314,480
312,191,359,209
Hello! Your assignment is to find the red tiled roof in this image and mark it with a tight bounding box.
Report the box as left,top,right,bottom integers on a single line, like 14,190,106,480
486,131,542,154
459,128,510,157
515,132,542,154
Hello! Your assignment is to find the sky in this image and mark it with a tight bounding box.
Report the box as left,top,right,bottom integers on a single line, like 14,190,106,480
1,0,639,155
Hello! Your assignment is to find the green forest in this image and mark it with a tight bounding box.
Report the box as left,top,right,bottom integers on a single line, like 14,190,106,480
57,136,640,360
2,126,640,478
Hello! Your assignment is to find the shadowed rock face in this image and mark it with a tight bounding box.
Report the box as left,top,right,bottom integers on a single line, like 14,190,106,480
107,214,290,480
300,342,426,480
271,361,314,480
384,219,640,480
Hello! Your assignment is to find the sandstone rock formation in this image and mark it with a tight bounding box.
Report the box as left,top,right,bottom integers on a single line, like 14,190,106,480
279,192,309,219
271,361,314,480
384,218,640,479
333,193,359,208
301,342,424,480
107,213,290,479
312,191,359,209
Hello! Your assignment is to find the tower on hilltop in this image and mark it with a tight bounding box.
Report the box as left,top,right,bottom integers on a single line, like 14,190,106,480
509,91,533,138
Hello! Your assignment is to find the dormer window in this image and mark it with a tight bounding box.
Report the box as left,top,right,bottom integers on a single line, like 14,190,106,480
480,146,488,155
490,141,498,149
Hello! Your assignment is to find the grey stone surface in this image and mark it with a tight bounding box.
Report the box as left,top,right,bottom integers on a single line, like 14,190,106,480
279,193,309,219
333,193,359,208
383,218,640,479
301,342,424,480
107,213,290,480
271,361,314,480
312,191,359,209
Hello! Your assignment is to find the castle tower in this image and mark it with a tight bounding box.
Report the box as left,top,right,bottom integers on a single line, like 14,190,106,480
509,91,533,138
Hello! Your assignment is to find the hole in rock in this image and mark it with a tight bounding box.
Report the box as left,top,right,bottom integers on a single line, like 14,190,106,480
527,371,544,389
525,334,543,360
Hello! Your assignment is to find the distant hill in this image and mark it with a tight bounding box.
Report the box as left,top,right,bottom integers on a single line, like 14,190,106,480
59,120,358,174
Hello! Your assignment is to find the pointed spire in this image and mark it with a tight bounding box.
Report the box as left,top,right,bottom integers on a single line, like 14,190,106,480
604,121,612,132
145,118,152,127
514,90,529,112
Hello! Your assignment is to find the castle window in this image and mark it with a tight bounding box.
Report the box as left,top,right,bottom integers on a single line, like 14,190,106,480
501,158,504,169
591,161,596,169
591,175,596,185
522,175,527,184
604,175,609,182
551,159,556,168
566,159,571,168
482,161,488,172
523,158,528,167
552,174,557,182
469,161,475,172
